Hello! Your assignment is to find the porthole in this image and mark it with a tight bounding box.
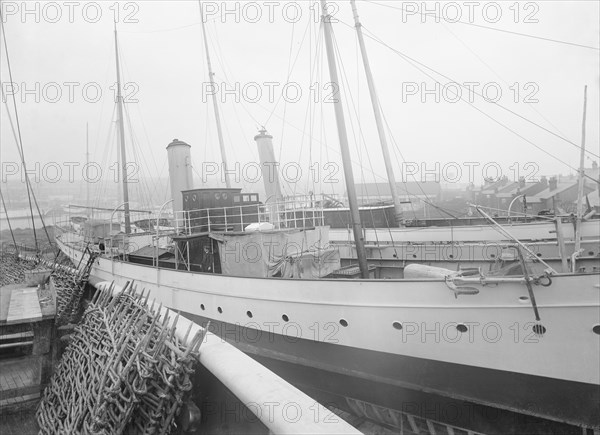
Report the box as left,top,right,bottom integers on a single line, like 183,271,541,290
519,296,529,302
490,254,496,259
217,307,223,314
536,253,542,257
593,325,600,335
246,311,253,318
532,324,546,335
449,254,454,259
588,251,595,256
392,321,403,330
200,304,205,310
282,314,289,322
412,254,417,259
339,319,348,327
456,324,468,333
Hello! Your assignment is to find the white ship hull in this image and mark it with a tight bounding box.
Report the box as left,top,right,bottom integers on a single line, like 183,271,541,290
56,235,600,428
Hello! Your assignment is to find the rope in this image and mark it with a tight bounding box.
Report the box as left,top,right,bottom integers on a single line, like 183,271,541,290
353,21,600,164
0,190,18,255
367,0,600,51
0,19,39,251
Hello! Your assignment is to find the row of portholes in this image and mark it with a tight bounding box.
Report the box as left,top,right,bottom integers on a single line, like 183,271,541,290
200,304,348,327
199,303,600,336
392,321,475,332
392,321,548,335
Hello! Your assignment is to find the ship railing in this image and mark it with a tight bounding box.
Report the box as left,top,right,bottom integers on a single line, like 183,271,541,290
174,196,327,235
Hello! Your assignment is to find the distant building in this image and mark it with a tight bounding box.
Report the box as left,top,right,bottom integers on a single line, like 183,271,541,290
470,162,600,216
526,175,595,214
348,162,600,219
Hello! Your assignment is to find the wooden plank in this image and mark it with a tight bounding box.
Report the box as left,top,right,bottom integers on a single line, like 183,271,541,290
6,288,42,325
0,395,40,415
0,341,34,350
0,384,43,401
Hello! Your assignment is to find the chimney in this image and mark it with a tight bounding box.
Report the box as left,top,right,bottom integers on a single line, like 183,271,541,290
167,139,193,213
549,176,558,191
254,129,282,202
519,176,526,188
540,175,548,188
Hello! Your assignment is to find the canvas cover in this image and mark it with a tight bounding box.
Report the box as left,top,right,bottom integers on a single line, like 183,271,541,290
210,227,340,279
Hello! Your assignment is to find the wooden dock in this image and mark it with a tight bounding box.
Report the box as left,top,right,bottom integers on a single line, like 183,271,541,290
0,281,56,417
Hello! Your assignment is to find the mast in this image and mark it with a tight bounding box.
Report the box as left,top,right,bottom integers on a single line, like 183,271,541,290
321,0,369,278
574,85,587,253
350,0,403,226
114,25,131,234
199,1,231,188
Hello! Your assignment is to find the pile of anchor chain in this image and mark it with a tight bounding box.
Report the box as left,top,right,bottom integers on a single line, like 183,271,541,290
0,253,39,286
52,269,87,325
37,283,205,435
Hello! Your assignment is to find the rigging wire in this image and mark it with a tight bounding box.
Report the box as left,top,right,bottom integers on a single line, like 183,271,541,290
294,22,326,198
129,87,168,201
333,22,460,221
122,105,161,207
440,21,570,142
343,19,600,162
306,20,327,199
0,189,19,254
205,19,271,191
208,19,262,127
275,19,298,180
264,18,309,127
93,107,117,212
0,18,53,250
332,27,387,255
347,21,600,180
367,0,600,51
123,106,153,209
184,19,392,192
0,91,54,249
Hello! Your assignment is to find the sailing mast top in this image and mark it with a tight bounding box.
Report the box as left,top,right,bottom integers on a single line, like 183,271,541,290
350,0,404,226
574,85,588,254
320,0,369,278
199,1,232,188
114,24,131,234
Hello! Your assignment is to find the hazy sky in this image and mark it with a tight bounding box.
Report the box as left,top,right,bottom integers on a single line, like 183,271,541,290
1,0,599,203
